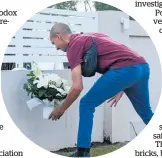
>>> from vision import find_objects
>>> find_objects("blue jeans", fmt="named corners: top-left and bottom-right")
top-left (77, 63), bottom-right (154, 148)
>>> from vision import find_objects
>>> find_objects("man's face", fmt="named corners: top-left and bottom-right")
top-left (50, 34), bottom-right (67, 52)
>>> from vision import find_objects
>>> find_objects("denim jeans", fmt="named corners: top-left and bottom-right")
top-left (77, 63), bottom-right (154, 148)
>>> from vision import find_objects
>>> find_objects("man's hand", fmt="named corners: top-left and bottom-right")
top-left (48, 107), bottom-right (64, 121)
top-left (48, 64), bottom-right (83, 121)
top-left (107, 91), bottom-right (124, 107)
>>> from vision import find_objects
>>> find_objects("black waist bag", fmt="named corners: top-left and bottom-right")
top-left (81, 37), bottom-right (98, 77)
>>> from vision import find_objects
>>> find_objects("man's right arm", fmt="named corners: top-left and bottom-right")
top-left (59, 64), bottom-right (83, 113)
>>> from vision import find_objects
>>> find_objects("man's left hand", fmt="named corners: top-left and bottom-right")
top-left (48, 107), bottom-right (64, 121)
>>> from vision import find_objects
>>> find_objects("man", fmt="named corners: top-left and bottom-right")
top-left (49, 23), bottom-right (154, 157)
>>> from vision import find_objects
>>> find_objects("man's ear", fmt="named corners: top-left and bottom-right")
top-left (56, 34), bottom-right (61, 39)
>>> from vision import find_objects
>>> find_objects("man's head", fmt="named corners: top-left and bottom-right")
top-left (50, 23), bottom-right (72, 52)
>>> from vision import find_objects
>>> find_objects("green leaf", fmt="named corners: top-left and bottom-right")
top-left (48, 95), bottom-right (53, 102)
top-left (27, 78), bottom-right (35, 85)
top-left (47, 88), bottom-right (58, 97)
top-left (27, 71), bottom-right (35, 77)
top-left (38, 89), bottom-right (46, 97)
top-left (52, 1), bottom-right (78, 11)
top-left (44, 93), bottom-right (49, 97)
top-left (35, 67), bottom-right (41, 77)
top-left (23, 83), bottom-right (28, 90)
top-left (94, 2), bottom-right (120, 11)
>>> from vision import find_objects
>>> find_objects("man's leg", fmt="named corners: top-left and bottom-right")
top-left (77, 64), bottom-right (144, 151)
top-left (124, 64), bottom-right (154, 125)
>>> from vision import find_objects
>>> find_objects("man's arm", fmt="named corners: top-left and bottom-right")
top-left (59, 64), bottom-right (83, 113)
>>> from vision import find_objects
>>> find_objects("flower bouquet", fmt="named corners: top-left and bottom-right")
top-left (23, 62), bottom-right (71, 119)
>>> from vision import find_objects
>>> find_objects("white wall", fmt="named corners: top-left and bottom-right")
top-left (98, 11), bottom-right (161, 143)
top-left (1, 70), bottom-right (104, 151)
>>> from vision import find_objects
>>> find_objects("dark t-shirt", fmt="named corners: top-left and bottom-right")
top-left (66, 32), bottom-right (147, 74)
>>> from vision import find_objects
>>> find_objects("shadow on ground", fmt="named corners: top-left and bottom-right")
top-left (51, 141), bottom-right (129, 157)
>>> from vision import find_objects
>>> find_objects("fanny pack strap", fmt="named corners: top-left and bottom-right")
top-left (90, 36), bottom-right (96, 44)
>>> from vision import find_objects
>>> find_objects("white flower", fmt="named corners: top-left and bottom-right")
top-left (41, 74), bottom-right (62, 88)
top-left (48, 74), bottom-right (59, 80)
top-left (49, 84), bottom-right (57, 89)
top-left (48, 74), bottom-right (62, 88)
top-left (33, 79), bottom-right (39, 84)
top-left (43, 75), bottom-right (51, 83)
top-left (36, 76), bottom-right (48, 88)
top-left (57, 88), bottom-right (66, 95)
top-left (56, 93), bottom-right (62, 97)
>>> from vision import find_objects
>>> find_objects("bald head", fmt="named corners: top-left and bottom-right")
top-left (50, 23), bottom-right (72, 37)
